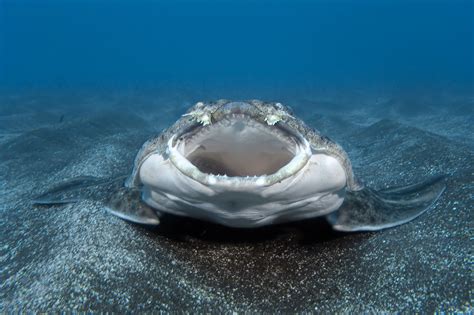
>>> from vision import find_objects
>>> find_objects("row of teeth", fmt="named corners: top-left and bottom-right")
top-left (206, 174), bottom-right (267, 185)
top-left (200, 114), bottom-right (294, 144)
top-left (211, 174), bottom-right (264, 177)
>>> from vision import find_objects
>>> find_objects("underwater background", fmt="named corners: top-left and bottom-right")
top-left (1, 0), bottom-right (473, 312)
top-left (1, 0), bottom-right (472, 94)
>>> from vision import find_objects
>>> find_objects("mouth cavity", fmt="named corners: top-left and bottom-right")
top-left (168, 114), bottom-right (312, 186)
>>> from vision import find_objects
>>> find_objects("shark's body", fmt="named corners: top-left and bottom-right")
top-left (34, 100), bottom-right (446, 231)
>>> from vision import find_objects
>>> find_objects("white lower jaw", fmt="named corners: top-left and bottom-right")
top-left (139, 152), bottom-right (347, 228)
top-left (166, 131), bottom-right (312, 188)
top-left (142, 187), bottom-right (345, 228)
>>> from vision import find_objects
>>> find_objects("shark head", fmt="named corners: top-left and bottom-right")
top-left (139, 101), bottom-right (347, 227)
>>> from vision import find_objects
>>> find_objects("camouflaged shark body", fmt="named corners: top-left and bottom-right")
top-left (34, 100), bottom-right (446, 231)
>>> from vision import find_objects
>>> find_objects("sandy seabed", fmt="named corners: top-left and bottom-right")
top-left (0, 90), bottom-right (472, 312)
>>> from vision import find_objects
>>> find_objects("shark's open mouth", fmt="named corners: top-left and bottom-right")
top-left (167, 114), bottom-right (312, 187)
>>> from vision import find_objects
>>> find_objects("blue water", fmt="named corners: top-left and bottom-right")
top-left (1, 0), bottom-right (472, 93)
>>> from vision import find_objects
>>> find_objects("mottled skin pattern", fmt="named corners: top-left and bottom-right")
top-left (327, 175), bottom-right (446, 231)
top-left (106, 186), bottom-right (160, 224)
top-left (125, 99), bottom-right (363, 191)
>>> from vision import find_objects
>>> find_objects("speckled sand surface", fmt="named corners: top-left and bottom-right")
top-left (0, 92), bottom-right (472, 312)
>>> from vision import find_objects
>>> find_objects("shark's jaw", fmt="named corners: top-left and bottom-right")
top-left (139, 102), bottom-right (347, 228)
top-left (167, 113), bottom-right (312, 188)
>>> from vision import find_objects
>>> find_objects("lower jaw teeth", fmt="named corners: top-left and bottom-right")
top-left (206, 174), bottom-right (268, 186)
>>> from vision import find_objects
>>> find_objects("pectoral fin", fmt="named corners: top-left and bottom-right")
top-left (33, 175), bottom-right (160, 225)
top-left (32, 176), bottom-right (114, 204)
top-left (326, 175), bottom-right (446, 232)
top-left (105, 187), bottom-right (160, 225)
